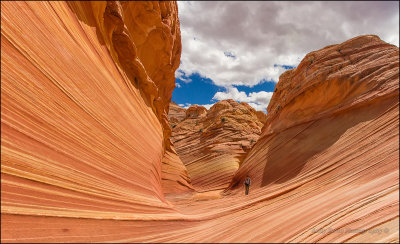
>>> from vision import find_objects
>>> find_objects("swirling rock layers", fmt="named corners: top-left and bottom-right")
top-left (170, 100), bottom-right (267, 191)
top-left (227, 35), bottom-right (399, 242)
top-left (1, 0), bottom-right (398, 242)
top-left (168, 101), bottom-right (186, 125)
top-left (1, 0), bottom-right (186, 226)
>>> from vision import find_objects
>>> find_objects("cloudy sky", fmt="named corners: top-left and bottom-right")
top-left (172, 1), bottom-right (399, 111)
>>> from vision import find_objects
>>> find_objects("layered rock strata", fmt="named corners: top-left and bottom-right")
top-left (161, 143), bottom-right (194, 194)
top-left (4, 35), bottom-right (397, 243)
top-left (168, 101), bottom-right (186, 126)
top-left (170, 100), bottom-right (267, 191)
top-left (227, 35), bottom-right (399, 242)
top-left (1, 0), bottom-right (398, 241)
top-left (1, 0), bottom-right (191, 227)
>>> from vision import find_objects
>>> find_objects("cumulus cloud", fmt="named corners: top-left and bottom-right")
top-left (200, 104), bottom-right (214, 110)
top-left (177, 1), bottom-right (399, 87)
top-left (179, 103), bottom-right (191, 109)
top-left (212, 87), bottom-right (273, 111)
top-left (175, 82), bottom-right (181, 88)
top-left (175, 70), bottom-right (192, 83)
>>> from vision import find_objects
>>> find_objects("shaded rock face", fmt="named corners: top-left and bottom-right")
top-left (226, 35), bottom-right (399, 241)
top-left (170, 100), bottom-right (267, 191)
top-left (1, 1), bottom-right (399, 241)
top-left (1, 0), bottom-right (191, 228)
top-left (161, 143), bottom-right (195, 194)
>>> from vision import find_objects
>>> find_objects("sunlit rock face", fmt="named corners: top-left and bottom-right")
top-left (168, 101), bottom-right (187, 126)
top-left (1, 0), bottom-right (188, 234)
top-left (170, 100), bottom-right (267, 191)
top-left (228, 35), bottom-right (399, 242)
top-left (1, 0), bottom-right (399, 242)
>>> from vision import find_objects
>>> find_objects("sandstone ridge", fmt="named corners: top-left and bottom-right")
top-left (169, 99), bottom-right (267, 191)
top-left (1, 0), bottom-right (192, 225)
top-left (227, 34), bottom-right (399, 242)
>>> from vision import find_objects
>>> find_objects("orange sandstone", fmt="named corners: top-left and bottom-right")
top-left (170, 100), bottom-right (267, 191)
top-left (228, 35), bottom-right (399, 242)
top-left (168, 101), bottom-right (186, 126)
top-left (1, 0), bottom-right (185, 225)
top-left (1, 0), bottom-right (398, 242)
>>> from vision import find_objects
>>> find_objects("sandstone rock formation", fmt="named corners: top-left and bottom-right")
top-left (1, 0), bottom-right (189, 229)
top-left (1, 0), bottom-right (398, 242)
top-left (168, 101), bottom-right (186, 126)
top-left (170, 100), bottom-right (267, 191)
top-left (227, 34), bottom-right (399, 242)
top-left (161, 143), bottom-right (194, 194)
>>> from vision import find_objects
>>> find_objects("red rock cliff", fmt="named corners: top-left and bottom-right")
top-left (1, 0), bottom-right (189, 227)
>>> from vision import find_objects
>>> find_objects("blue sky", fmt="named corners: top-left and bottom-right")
top-left (173, 1), bottom-right (399, 112)
top-left (173, 65), bottom-right (295, 111)
top-left (173, 73), bottom-right (223, 109)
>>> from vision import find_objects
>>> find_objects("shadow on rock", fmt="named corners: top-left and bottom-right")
top-left (260, 95), bottom-right (396, 187)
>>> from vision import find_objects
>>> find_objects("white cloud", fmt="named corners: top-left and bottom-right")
top-left (179, 103), bottom-right (193, 109)
top-left (177, 1), bottom-right (399, 87)
top-left (175, 69), bottom-right (192, 83)
top-left (212, 87), bottom-right (273, 112)
top-left (175, 82), bottom-right (181, 88)
top-left (201, 104), bottom-right (214, 110)
top-left (247, 103), bottom-right (268, 112)
top-left (178, 103), bottom-right (213, 110)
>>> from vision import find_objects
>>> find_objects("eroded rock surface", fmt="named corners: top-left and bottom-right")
top-left (168, 101), bottom-right (187, 126)
top-left (227, 35), bottom-right (399, 242)
top-left (1, 1), bottom-right (398, 242)
top-left (170, 100), bottom-right (267, 191)
top-left (1, 0), bottom-right (190, 230)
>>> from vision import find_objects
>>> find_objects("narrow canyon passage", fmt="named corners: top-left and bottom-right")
top-left (161, 93), bottom-right (399, 242)
top-left (167, 99), bottom-right (267, 192)
top-left (1, 1), bottom-right (398, 243)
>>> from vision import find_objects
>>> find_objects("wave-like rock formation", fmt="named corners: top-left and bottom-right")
top-left (1, 0), bottom-right (398, 241)
top-left (228, 35), bottom-right (399, 242)
top-left (169, 100), bottom-right (267, 191)
top-left (161, 143), bottom-right (194, 194)
top-left (1, 0), bottom-right (190, 231)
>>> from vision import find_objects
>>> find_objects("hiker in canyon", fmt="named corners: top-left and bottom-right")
top-left (244, 175), bottom-right (251, 195)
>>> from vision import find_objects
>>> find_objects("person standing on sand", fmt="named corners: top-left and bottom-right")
top-left (244, 175), bottom-right (251, 195)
